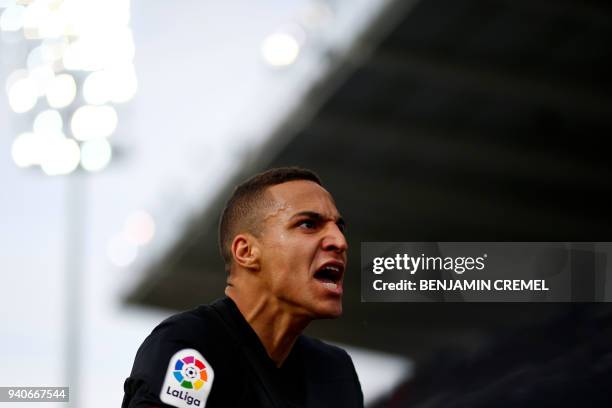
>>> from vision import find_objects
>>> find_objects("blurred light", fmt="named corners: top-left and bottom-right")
top-left (29, 65), bottom-right (55, 96)
top-left (61, 40), bottom-right (85, 70)
top-left (62, 27), bottom-right (135, 71)
top-left (108, 65), bottom-right (137, 103)
top-left (23, 1), bottom-right (71, 39)
top-left (33, 109), bottom-right (63, 135)
top-left (8, 76), bottom-right (38, 113)
top-left (261, 31), bottom-right (301, 67)
top-left (46, 73), bottom-right (76, 108)
top-left (27, 45), bottom-right (45, 69)
top-left (38, 10), bottom-right (64, 39)
top-left (22, 0), bottom-right (47, 38)
top-left (0, 4), bottom-right (24, 32)
top-left (5, 68), bottom-right (28, 93)
top-left (11, 130), bottom-right (64, 168)
top-left (57, 0), bottom-right (85, 37)
top-left (107, 234), bottom-right (138, 268)
top-left (11, 132), bottom-right (37, 168)
top-left (61, 0), bottom-right (131, 38)
top-left (30, 130), bottom-right (66, 166)
top-left (80, 138), bottom-right (112, 172)
top-left (71, 105), bottom-right (118, 140)
top-left (56, 0), bottom-right (81, 31)
top-left (84, 66), bottom-right (138, 104)
top-left (82, 70), bottom-right (110, 105)
top-left (104, 27), bottom-right (135, 63)
top-left (40, 137), bottom-right (80, 176)
top-left (41, 37), bottom-right (68, 63)
top-left (124, 211), bottom-right (155, 246)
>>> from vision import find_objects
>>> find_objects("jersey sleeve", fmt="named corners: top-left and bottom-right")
top-left (122, 316), bottom-right (215, 408)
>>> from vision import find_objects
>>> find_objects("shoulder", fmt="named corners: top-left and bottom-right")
top-left (149, 305), bottom-right (216, 342)
top-left (128, 304), bottom-right (220, 379)
top-left (297, 335), bottom-right (350, 359)
top-left (123, 303), bottom-right (234, 408)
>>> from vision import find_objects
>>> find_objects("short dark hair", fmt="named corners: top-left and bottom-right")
top-left (218, 167), bottom-right (322, 271)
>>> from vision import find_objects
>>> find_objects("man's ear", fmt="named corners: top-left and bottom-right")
top-left (231, 233), bottom-right (261, 271)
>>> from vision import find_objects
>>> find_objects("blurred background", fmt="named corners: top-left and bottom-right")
top-left (1, 0), bottom-right (611, 407)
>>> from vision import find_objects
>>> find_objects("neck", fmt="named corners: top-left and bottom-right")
top-left (225, 283), bottom-right (310, 367)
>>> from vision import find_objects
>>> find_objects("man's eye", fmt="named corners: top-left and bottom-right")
top-left (298, 220), bottom-right (316, 229)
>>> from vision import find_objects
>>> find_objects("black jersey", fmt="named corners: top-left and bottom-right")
top-left (122, 297), bottom-right (364, 408)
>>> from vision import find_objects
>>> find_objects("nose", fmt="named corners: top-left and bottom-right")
top-left (322, 223), bottom-right (348, 253)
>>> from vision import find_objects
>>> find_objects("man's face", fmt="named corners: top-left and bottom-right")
top-left (255, 180), bottom-right (348, 319)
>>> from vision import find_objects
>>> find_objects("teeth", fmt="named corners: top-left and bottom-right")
top-left (322, 282), bottom-right (338, 290)
top-left (325, 266), bottom-right (340, 272)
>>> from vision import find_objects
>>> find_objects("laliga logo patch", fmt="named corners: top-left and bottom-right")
top-left (174, 355), bottom-right (208, 390)
top-left (161, 348), bottom-right (214, 408)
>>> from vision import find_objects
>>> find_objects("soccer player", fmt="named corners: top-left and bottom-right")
top-left (123, 167), bottom-right (363, 408)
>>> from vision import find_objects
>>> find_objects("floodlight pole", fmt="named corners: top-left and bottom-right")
top-left (64, 171), bottom-right (86, 408)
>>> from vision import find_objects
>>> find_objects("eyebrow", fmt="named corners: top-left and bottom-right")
top-left (291, 211), bottom-right (346, 229)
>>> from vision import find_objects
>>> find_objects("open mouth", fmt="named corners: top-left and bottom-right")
top-left (314, 263), bottom-right (344, 293)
